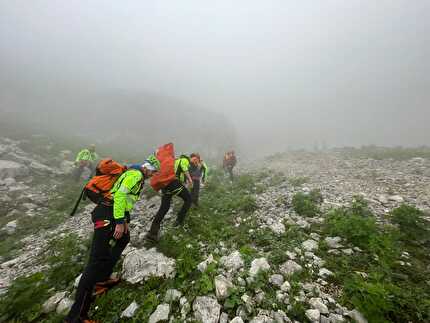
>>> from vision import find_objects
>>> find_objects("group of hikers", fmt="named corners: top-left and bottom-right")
top-left (65, 143), bottom-right (237, 323)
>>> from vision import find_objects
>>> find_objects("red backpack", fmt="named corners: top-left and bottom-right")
top-left (150, 143), bottom-right (176, 191)
top-left (84, 159), bottom-right (127, 204)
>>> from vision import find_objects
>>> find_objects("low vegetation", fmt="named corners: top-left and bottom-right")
top-left (318, 198), bottom-right (430, 323)
top-left (1, 166), bottom-right (429, 323)
top-left (291, 189), bottom-right (323, 217)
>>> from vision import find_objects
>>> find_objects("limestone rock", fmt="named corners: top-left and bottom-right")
top-left (319, 268), bottom-right (334, 278)
top-left (122, 248), bottom-right (175, 284)
top-left (220, 251), bottom-right (244, 271)
top-left (164, 289), bottom-right (182, 302)
top-left (346, 309), bottom-right (367, 323)
top-left (193, 296), bottom-right (221, 323)
top-left (121, 301), bottom-right (140, 318)
top-left (148, 303), bottom-right (170, 323)
top-left (42, 291), bottom-right (67, 313)
top-left (270, 222), bottom-right (286, 235)
top-left (56, 297), bottom-right (73, 314)
top-left (309, 297), bottom-right (329, 314)
top-left (250, 258), bottom-right (270, 277)
top-left (4, 220), bottom-right (17, 235)
top-left (269, 274), bottom-right (284, 287)
top-left (305, 309), bottom-right (320, 322)
top-left (324, 237), bottom-right (342, 249)
top-left (215, 275), bottom-right (234, 300)
top-left (302, 239), bottom-right (319, 252)
top-left (249, 315), bottom-right (274, 323)
top-left (279, 260), bottom-right (302, 276)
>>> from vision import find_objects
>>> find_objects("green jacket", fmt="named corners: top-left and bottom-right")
top-left (175, 156), bottom-right (190, 183)
top-left (75, 149), bottom-right (98, 162)
top-left (110, 169), bottom-right (144, 223)
top-left (201, 162), bottom-right (208, 182)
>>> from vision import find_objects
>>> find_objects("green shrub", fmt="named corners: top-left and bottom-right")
top-left (343, 275), bottom-right (398, 323)
top-left (292, 192), bottom-right (320, 217)
top-left (390, 205), bottom-right (429, 242)
top-left (45, 233), bottom-right (89, 289)
top-left (350, 195), bottom-right (373, 217)
top-left (0, 273), bottom-right (50, 322)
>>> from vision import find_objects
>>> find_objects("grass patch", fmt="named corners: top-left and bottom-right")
top-left (291, 189), bottom-right (322, 217)
top-left (320, 198), bottom-right (430, 322)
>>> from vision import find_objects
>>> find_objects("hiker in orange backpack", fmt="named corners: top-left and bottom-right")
top-left (145, 143), bottom-right (192, 243)
top-left (65, 160), bottom-right (157, 323)
top-left (223, 150), bottom-right (237, 181)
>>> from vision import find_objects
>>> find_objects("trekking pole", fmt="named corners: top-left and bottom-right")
top-left (70, 188), bottom-right (85, 217)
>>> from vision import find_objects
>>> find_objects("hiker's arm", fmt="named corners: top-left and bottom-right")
top-left (202, 163), bottom-right (208, 183)
top-left (181, 159), bottom-right (193, 184)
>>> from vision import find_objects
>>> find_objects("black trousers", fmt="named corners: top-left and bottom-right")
top-left (149, 180), bottom-right (191, 236)
top-left (225, 166), bottom-right (234, 181)
top-left (65, 204), bottom-right (130, 322)
top-left (190, 179), bottom-right (201, 206)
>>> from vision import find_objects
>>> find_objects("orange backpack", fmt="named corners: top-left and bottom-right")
top-left (150, 143), bottom-right (176, 191)
top-left (84, 159), bottom-right (127, 204)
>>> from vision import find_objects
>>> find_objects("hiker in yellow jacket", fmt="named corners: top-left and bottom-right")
top-left (73, 144), bottom-right (98, 181)
top-left (65, 162), bottom-right (157, 323)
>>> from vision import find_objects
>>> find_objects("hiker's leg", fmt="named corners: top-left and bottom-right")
top-left (229, 167), bottom-right (234, 181)
top-left (191, 180), bottom-right (200, 206)
top-left (105, 230), bottom-right (130, 278)
top-left (148, 193), bottom-right (172, 236)
top-left (176, 185), bottom-right (192, 224)
top-left (65, 223), bottom-right (112, 322)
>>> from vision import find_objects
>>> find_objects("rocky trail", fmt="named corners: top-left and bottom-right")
top-left (1, 137), bottom-right (429, 323)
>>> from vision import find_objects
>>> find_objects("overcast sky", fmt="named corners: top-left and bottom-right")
top-left (1, 0), bottom-right (429, 154)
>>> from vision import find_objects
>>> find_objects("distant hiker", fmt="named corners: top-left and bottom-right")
top-left (189, 153), bottom-right (208, 206)
top-left (65, 161), bottom-right (157, 323)
top-left (73, 144), bottom-right (98, 181)
top-left (223, 150), bottom-right (237, 181)
top-left (145, 144), bottom-right (192, 242)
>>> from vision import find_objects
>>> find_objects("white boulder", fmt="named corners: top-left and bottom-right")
top-left (121, 301), bottom-right (140, 318)
top-left (122, 248), bottom-right (176, 284)
top-left (193, 296), bottom-right (221, 323)
top-left (148, 303), bottom-right (170, 323)
top-left (250, 258), bottom-right (270, 277)
top-left (220, 251), bottom-right (244, 271)
top-left (279, 260), bottom-right (302, 276)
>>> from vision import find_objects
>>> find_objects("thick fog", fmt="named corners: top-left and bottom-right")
top-left (1, 1), bottom-right (429, 156)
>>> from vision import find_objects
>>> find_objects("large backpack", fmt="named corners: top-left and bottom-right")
top-left (150, 143), bottom-right (176, 191)
top-left (84, 159), bottom-right (127, 204)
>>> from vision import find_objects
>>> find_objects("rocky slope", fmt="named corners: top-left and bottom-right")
top-left (1, 138), bottom-right (429, 323)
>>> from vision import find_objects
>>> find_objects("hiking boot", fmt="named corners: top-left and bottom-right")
top-left (93, 285), bottom-right (108, 297)
top-left (144, 233), bottom-right (159, 243)
top-left (95, 277), bottom-right (120, 288)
